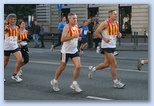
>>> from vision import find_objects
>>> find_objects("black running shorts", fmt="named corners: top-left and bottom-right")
top-left (4, 48), bottom-right (20, 56)
top-left (61, 52), bottom-right (79, 63)
top-left (100, 48), bottom-right (115, 54)
top-left (81, 38), bottom-right (87, 44)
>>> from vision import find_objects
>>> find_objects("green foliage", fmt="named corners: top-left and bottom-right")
top-left (4, 4), bottom-right (35, 21)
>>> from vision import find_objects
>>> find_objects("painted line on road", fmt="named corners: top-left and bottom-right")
top-left (86, 96), bottom-right (113, 100)
top-left (10, 59), bottom-right (148, 73)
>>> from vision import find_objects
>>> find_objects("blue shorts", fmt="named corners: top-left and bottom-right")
top-left (81, 38), bottom-right (87, 44)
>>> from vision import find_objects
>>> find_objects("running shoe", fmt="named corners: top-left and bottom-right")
top-left (96, 46), bottom-right (100, 53)
top-left (50, 45), bottom-right (54, 51)
top-left (113, 80), bottom-right (125, 89)
top-left (11, 74), bottom-right (22, 82)
top-left (50, 80), bottom-right (60, 91)
top-left (70, 83), bottom-right (82, 92)
top-left (137, 60), bottom-right (143, 71)
top-left (4, 79), bottom-right (6, 82)
top-left (88, 66), bottom-right (94, 79)
top-left (113, 51), bottom-right (119, 56)
top-left (80, 50), bottom-right (84, 54)
top-left (17, 68), bottom-right (22, 76)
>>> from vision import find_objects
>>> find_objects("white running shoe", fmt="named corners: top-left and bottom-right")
top-left (17, 68), bottom-right (22, 76)
top-left (113, 51), bottom-right (119, 56)
top-left (50, 80), bottom-right (60, 91)
top-left (80, 50), bottom-right (84, 54)
top-left (113, 80), bottom-right (125, 89)
top-left (11, 74), bottom-right (22, 82)
top-left (70, 83), bottom-right (82, 93)
top-left (96, 46), bottom-right (100, 53)
top-left (50, 45), bottom-right (54, 51)
top-left (88, 66), bottom-right (94, 79)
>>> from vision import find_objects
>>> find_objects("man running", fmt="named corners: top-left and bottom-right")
top-left (50, 13), bottom-right (82, 92)
top-left (79, 20), bottom-right (89, 54)
top-left (51, 16), bottom-right (67, 51)
top-left (88, 10), bottom-right (125, 89)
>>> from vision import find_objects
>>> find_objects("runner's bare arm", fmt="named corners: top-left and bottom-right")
top-left (117, 31), bottom-right (122, 38)
top-left (94, 21), bottom-right (110, 43)
top-left (61, 25), bottom-right (79, 42)
top-left (4, 25), bottom-right (8, 33)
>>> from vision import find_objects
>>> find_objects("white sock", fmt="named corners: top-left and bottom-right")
top-left (92, 67), bottom-right (96, 72)
top-left (53, 79), bottom-right (58, 83)
top-left (141, 60), bottom-right (144, 64)
top-left (73, 81), bottom-right (77, 85)
top-left (113, 79), bottom-right (118, 83)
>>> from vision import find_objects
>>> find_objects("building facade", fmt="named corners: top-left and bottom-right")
top-left (36, 4), bottom-right (148, 36)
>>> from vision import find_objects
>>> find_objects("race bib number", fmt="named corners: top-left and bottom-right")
top-left (109, 35), bottom-right (117, 45)
top-left (84, 30), bottom-right (88, 35)
top-left (8, 36), bottom-right (17, 44)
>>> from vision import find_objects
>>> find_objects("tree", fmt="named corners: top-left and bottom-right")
top-left (4, 4), bottom-right (36, 21)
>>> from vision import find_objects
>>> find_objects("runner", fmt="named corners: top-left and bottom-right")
top-left (17, 20), bottom-right (29, 76)
top-left (50, 16), bottom-right (67, 51)
top-left (79, 20), bottom-right (89, 54)
top-left (50, 13), bottom-right (82, 92)
top-left (88, 10), bottom-right (125, 89)
top-left (4, 13), bottom-right (23, 82)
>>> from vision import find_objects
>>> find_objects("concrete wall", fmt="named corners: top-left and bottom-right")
top-left (36, 4), bottom-right (51, 32)
top-left (131, 4), bottom-right (148, 36)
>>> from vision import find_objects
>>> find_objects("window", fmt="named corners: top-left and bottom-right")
top-left (119, 6), bottom-right (132, 34)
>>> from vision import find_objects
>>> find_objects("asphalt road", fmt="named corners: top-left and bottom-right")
top-left (4, 47), bottom-right (148, 100)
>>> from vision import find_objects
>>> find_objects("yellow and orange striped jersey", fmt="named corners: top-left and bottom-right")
top-left (67, 24), bottom-right (79, 37)
top-left (6, 25), bottom-right (19, 37)
top-left (18, 30), bottom-right (28, 40)
top-left (106, 19), bottom-right (118, 35)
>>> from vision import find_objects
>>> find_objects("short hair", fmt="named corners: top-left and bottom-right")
top-left (6, 13), bottom-right (17, 21)
top-left (108, 9), bottom-right (116, 18)
top-left (68, 13), bottom-right (76, 18)
top-left (108, 9), bottom-right (116, 14)
top-left (83, 20), bottom-right (88, 23)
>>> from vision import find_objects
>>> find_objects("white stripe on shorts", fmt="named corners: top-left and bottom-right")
top-left (61, 53), bottom-right (66, 62)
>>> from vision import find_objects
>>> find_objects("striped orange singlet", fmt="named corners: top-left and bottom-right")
top-left (106, 19), bottom-right (118, 36)
top-left (6, 25), bottom-right (19, 37)
top-left (18, 30), bottom-right (28, 40)
top-left (67, 24), bottom-right (79, 37)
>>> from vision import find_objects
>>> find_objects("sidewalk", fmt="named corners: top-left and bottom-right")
top-left (27, 37), bottom-right (148, 51)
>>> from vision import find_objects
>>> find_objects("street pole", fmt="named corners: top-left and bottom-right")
top-left (144, 30), bottom-right (146, 43)
top-left (134, 31), bottom-right (138, 49)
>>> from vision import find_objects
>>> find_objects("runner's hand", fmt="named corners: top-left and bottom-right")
top-left (103, 37), bottom-right (110, 43)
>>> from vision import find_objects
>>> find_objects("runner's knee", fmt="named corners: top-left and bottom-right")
top-left (75, 64), bottom-right (81, 70)
top-left (111, 62), bottom-right (117, 68)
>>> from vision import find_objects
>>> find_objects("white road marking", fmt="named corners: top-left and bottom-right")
top-left (10, 60), bottom-right (148, 73)
top-left (86, 96), bottom-right (113, 100)
top-left (29, 60), bottom-right (148, 73)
